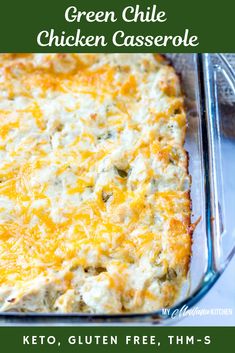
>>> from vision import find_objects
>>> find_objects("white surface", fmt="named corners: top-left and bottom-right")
top-left (176, 137), bottom-right (235, 326)
top-left (176, 251), bottom-right (235, 326)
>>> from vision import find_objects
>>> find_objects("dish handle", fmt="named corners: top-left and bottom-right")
top-left (203, 53), bottom-right (235, 273)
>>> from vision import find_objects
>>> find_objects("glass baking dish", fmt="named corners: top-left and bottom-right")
top-left (0, 54), bottom-right (234, 325)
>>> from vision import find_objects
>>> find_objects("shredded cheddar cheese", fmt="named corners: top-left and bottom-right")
top-left (0, 54), bottom-right (191, 313)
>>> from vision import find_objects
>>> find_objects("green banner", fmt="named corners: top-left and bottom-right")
top-left (0, 0), bottom-right (234, 52)
top-left (0, 326), bottom-right (234, 353)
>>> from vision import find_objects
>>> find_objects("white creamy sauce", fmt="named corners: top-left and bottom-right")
top-left (0, 54), bottom-right (191, 313)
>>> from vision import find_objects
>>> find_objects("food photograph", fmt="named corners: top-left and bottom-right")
top-left (0, 53), bottom-right (234, 325)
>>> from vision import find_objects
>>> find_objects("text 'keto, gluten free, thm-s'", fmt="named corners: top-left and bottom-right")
top-left (37, 4), bottom-right (199, 48)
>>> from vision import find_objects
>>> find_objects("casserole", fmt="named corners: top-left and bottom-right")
top-left (0, 54), bottom-right (191, 314)
top-left (0, 53), bottom-right (234, 324)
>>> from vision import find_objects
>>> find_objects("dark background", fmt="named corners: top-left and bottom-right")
top-left (0, 0), bottom-right (234, 52)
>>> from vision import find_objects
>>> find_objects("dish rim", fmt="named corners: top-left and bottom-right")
top-left (0, 53), bottom-right (232, 324)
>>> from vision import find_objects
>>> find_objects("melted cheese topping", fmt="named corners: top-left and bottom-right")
top-left (0, 54), bottom-right (191, 313)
